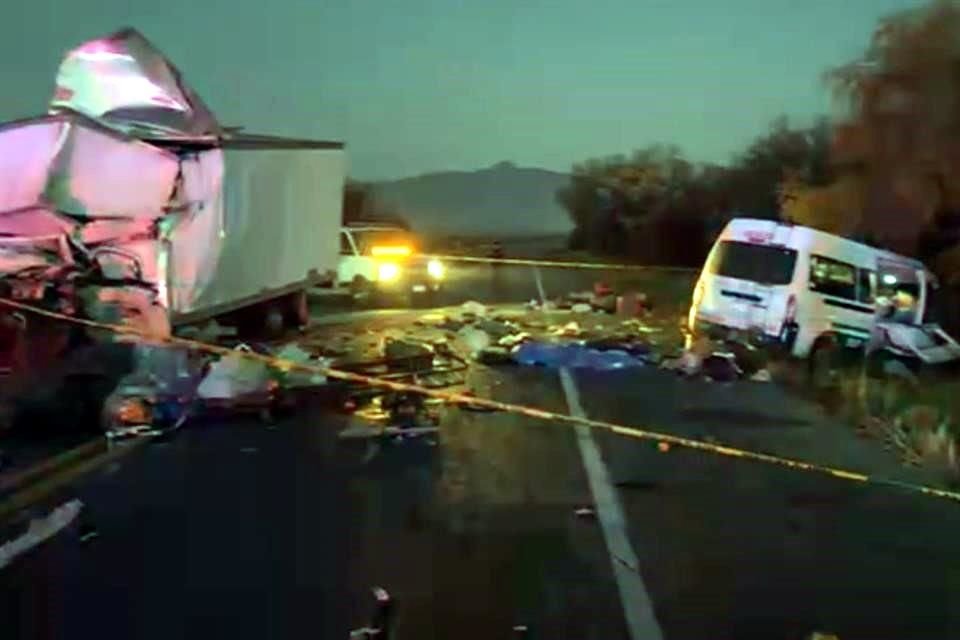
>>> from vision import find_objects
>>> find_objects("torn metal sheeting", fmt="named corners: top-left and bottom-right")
top-left (50, 28), bottom-right (221, 140)
top-left (0, 113), bottom-right (181, 220)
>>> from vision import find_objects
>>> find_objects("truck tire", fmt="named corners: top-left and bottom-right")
top-left (263, 304), bottom-right (286, 338)
top-left (350, 275), bottom-right (370, 298)
top-left (285, 290), bottom-right (309, 329)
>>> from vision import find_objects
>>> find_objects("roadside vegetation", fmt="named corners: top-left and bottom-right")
top-left (556, 1), bottom-right (960, 281)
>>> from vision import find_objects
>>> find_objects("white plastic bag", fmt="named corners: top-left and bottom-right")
top-left (196, 345), bottom-right (271, 399)
top-left (274, 343), bottom-right (328, 388)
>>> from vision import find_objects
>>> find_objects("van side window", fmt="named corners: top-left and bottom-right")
top-left (809, 255), bottom-right (857, 300)
top-left (340, 231), bottom-right (355, 256)
top-left (858, 269), bottom-right (875, 304)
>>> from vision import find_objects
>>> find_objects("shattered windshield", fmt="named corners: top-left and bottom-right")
top-left (8, 5), bottom-right (960, 640)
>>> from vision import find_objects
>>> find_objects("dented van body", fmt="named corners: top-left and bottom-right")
top-left (688, 218), bottom-right (934, 360)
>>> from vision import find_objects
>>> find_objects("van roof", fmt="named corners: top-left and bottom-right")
top-left (721, 217), bottom-right (925, 271)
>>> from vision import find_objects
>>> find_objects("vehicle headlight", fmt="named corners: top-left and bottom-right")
top-left (378, 262), bottom-right (400, 282)
top-left (427, 259), bottom-right (445, 279)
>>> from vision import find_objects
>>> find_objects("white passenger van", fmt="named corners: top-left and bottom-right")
top-left (688, 218), bottom-right (936, 362)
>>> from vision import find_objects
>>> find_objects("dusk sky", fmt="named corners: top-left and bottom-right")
top-left (4, 0), bottom-right (926, 180)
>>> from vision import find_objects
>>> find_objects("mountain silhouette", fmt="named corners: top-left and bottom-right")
top-left (371, 162), bottom-right (573, 237)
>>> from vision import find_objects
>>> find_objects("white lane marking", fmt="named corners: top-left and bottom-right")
top-left (560, 368), bottom-right (663, 640)
top-left (0, 499), bottom-right (84, 569)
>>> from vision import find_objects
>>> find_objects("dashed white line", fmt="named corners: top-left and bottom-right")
top-left (560, 368), bottom-right (663, 640)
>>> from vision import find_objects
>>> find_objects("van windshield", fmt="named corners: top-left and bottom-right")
top-left (706, 240), bottom-right (797, 285)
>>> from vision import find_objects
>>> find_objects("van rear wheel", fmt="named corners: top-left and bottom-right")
top-left (809, 338), bottom-right (841, 391)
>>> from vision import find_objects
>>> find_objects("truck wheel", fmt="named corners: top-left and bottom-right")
top-left (285, 290), bottom-right (309, 329)
top-left (350, 276), bottom-right (371, 299)
top-left (263, 305), bottom-right (285, 338)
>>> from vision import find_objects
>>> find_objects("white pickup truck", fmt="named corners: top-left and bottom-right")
top-left (337, 224), bottom-right (445, 299)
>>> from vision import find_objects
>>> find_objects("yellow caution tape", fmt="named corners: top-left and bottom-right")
top-left (1, 296), bottom-right (959, 505)
top-left (422, 253), bottom-right (698, 272)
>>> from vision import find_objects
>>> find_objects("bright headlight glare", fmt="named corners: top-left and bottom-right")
top-left (427, 259), bottom-right (445, 279)
top-left (378, 262), bottom-right (400, 282)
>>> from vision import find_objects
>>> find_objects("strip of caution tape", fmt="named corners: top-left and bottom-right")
top-left (422, 253), bottom-right (698, 272)
top-left (2, 296), bottom-right (959, 505)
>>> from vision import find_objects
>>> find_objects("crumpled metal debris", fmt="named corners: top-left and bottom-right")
top-left (101, 342), bottom-right (204, 437)
top-left (51, 28), bottom-right (222, 139)
top-left (382, 338), bottom-right (435, 371)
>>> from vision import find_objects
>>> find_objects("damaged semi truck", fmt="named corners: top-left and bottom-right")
top-left (0, 28), bottom-right (345, 338)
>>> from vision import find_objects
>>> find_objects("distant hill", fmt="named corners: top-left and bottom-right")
top-left (370, 161), bottom-right (573, 237)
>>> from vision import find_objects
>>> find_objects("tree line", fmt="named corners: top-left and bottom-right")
top-left (557, 0), bottom-right (960, 277)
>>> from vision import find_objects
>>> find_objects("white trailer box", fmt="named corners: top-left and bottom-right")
top-left (168, 136), bottom-right (345, 325)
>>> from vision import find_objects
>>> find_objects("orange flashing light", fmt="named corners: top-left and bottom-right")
top-left (370, 245), bottom-right (412, 258)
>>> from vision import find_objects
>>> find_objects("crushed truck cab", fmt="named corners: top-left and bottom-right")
top-left (0, 28), bottom-right (345, 338)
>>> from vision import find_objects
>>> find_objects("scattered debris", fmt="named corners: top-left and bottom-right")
top-left (701, 353), bottom-right (742, 383)
top-left (101, 343), bottom-right (203, 437)
top-left (382, 338), bottom-right (434, 371)
top-left (349, 586), bottom-right (395, 640)
top-left (273, 343), bottom-right (329, 388)
top-left (196, 344), bottom-right (273, 400)
top-left (78, 518), bottom-right (99, 544)
top-left (461, 300), bottom-right (488, 317)
top-left (435, 316), bottom-right (465, 332)
top-left (551, 321), bottom-right (582, 337)
top-left (616, 292), bottom-right (650, 317)
top-left (475, 318), bottom-right (514, 338)
top-left (574, 506), bottom-right (596, 518)
top-left (514, 342), bottom-right (646, 370)
top-left (476, 346), bottom-right (516, 365)
top-left (497, 332), bottom-right (530, 348)
top-left (458, 326), bottom-right (492, 355)
top-left (382, 392), bottom-right (433, 429)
